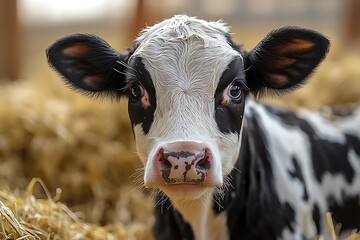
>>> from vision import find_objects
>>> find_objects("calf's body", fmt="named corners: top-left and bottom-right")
top-left (47, 15), bottom-right (360, 239)
top-left (154, 101), bottom-right (360, 239)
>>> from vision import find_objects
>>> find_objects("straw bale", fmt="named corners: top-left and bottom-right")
top-left (0, 179), bottom-right (357, 240)
top-left (0, 178), bottom-right (152, 240)
top-left (0, 74), bottom-right (145, 225)
top-left (0, 72), bottom-right (155, 237)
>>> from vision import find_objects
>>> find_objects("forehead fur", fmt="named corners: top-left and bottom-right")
top-left (130, 15), bottom-right (240, 96)
top-left (136, 15), bottom-right (231, 46)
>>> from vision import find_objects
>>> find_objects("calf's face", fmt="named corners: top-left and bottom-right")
top-left (47, 15), bottom-right (329, 201)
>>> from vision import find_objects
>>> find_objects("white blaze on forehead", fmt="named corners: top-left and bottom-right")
top-left (136, 15), bottom-right (231, 49)
top-left (133, 15), bottom-right (240, 138)
top-left (133, 15), bottom-right (239, 98)
top-left (132, 15), bottom-right (240, 128)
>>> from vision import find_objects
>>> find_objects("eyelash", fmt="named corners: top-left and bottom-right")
top-left (124, 78), bottom-right (138, 91)
top-left (232, 78), bottom-right (250, 92)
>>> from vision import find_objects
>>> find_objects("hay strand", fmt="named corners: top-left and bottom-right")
top-left (326, 212), bottom-right (360, 240)
top-left (0, 179), bottom-right (152, 240)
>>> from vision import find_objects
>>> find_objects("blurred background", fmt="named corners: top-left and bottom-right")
top-left (0, 0), bottom-right (359, 238)
top-left (1, 0), bottom-right (359, 81)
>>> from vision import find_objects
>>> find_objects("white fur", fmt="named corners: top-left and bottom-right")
top-left (132, 15), bottom-right (242, 190)
top-left (246, 101), bottom-right (316, 238)
top-left (131, 15), bottom-right (242, 240)
top-left (246, 100), bottom-right (360, 239)
top-left (128, 15), bottom-right (360, 239)
top-left (172, 198), bottom-right (229, 240)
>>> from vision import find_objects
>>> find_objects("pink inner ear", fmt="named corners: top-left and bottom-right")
top-left (62, 43), bottom-right (90, 56)
top-left (276, 39), bottom-right (315, 54)
top-left (267, 73), bottom-right (288, 88)
top-left (277, 57), bottom-right (296, 68)
top-left (83, 75), bottom-right (103, 88)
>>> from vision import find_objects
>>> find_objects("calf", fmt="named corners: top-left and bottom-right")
top-left (47, 15), bottom-right (360, 239)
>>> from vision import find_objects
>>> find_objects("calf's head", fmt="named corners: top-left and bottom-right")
top-left (47, 15), bottom-right (329, 201)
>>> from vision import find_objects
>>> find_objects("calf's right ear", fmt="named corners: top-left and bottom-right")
top-left (245, 27), bottom-right (330, 96)
top-left (46, 33), bottom-right (128, 97)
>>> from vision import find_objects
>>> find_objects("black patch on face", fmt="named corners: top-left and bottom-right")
top-left (214, 57), bottom-right (247, 134)
top-left (327, 194), bottom-right (360, 231)
top-left (264, 105), bottom-right (357, 184)
top-left (127, 57), bottom-right (156, 134)
top-left (153, 195), bottom-right (194, 240)
top-left (312, 204), bottom-right (321, 234)
top-left (288, 156), bottom-right (309, 201)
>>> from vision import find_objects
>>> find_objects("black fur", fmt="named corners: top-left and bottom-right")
top-left (153, 196), bottom-right (194, 240)
top-left (46, 21), bottom-right (335, 240)
top-left (127, 57), bottom-right (156, 134)
top-left (46, 33), bottom-right (128, 98)
top-left (263, 104), bottom-right (360, 235)
top-left (245, 27), bottom-right (330, 96)
top-left (265, 105), bottom-right (358, 184)
top-left (214, 57), bottom-right (247, 134)
top-left (288, 157), bottom-right (309, 201)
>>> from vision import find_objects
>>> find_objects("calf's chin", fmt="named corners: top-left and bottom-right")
top-left (160, 185), bottom-right (214, 201)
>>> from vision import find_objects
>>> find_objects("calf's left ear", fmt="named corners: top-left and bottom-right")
top-left (246, 27), bottom-right (330, 95)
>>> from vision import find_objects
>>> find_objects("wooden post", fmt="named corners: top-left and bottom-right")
top-left (343, 0), bottom-right (360, 47)
top-left (131, 0), bottom-right (146, 39)
top-left (0, 0), bottom-right (20, 81)
top-left (127, 0), bottom-right (163, 45)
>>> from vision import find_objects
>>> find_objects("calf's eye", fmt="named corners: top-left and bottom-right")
top-left (130, 84), bottom-right (144, 101)
top-left (228, 82), bottom-right (242, 101)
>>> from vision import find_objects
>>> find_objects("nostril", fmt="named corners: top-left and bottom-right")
top-left (159, 157), bottom-right (172, 170)
top-left (157, 149), bottom-right (171, 170)
top-left (195, 148), bottom-right (212, 173)
top-left (196, 156), bottom-right (211, 172)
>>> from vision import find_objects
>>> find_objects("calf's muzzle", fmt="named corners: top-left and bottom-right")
top-left (154, 142), bottom-right (214, 185)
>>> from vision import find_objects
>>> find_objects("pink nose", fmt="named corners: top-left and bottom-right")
top-left (155, 142), bottom-right (212, 184)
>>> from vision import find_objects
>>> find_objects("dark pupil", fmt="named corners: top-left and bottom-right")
top-left (131, 85), bottom-right (142, 99)
top-left (230, 84), bottom-right (241, 98)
